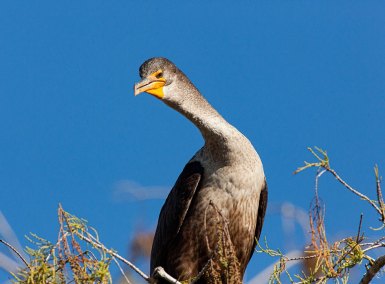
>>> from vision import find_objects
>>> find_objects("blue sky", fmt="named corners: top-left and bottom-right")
top-left (1, 1), bottom-right (385, 282)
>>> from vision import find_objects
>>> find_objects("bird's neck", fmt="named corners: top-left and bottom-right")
top-left (164, 85), bottom-right (239, 148)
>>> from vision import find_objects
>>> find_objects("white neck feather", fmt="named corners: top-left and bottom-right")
top-left (163, 81), bottom-right (250, 160)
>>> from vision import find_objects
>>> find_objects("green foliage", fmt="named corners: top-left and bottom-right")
top-left (10, 206), bottom-right (113, 284)
top-left (258, 147), bottom-right (385, 284)
top-left (294, 147), bottom-right (329, 174)
top-left (2, 147), bottom-right (384, 283)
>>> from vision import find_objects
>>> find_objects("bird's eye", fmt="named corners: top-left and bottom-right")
top-left (155, 72), bottom-right (163, 79)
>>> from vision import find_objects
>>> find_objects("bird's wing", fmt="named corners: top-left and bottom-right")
top-left (248, 179), bottom-right (268, 263)
top-left (255, 179), bottom-right (268, 240)
top-left (255, 180), bottom-right (268, 240)
top-left (150, 161), bottom-right (203, 270)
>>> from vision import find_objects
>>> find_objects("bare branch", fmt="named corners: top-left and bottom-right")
top-left (75, 232), bottom-right (150, 282)
top-left (0, 211), bottom-right (27, 261)
top-left (112, 257), bottom-right (132, 284)
top-left (327, 167), bottom-right (383, 217)
top-left (356, 214), bottom-right (363, 243)
top-left (296, 147), bottom-right (384, 218)
top-left (359, 255), bottom-right (385, 284)
top-left (153, 267), bottom-right (182, 284)
top-left (375, 165), bottom-right (385, 222)
top-left (0, 251), bottom-right (22, 273)
top-left (0, 239), bottom-right (30, 269)
top-left (294, 147), bottom-right (329, 174)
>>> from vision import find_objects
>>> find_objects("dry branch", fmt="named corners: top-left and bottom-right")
top-left (359, 255), bottom-right (385, 284)
top-left (0, 239), bottom-right (30, 269)
top-left (259, 147), bottom-right (385, 283)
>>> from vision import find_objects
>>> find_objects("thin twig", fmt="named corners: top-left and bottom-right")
top-left (203, 203), bottom-right (212, 254)
top-left (356, 214), bottom-right (364, 243)
top-left (361, 237), bottom-right (385, 253)
top-left (362, 243), bottom-right (385, 252)
top-left (192, 201), bottom-right (224, 284)
top-left (375, 165), bottom-right (385, 221)
top-left (153, 267), bottom-right (182, 284)
top-left (315, 169), bottom-right (326, 201)
top-left (46, 231), bottom-right (69, 263)
top-left (295, 148), bottom-right (383, 218)
top-left (76, 233), bottom-right (150, 282)
top-left (327, 168), bottom-right (383, 216)
top-left (112, 256), bottom-right (131, 284)
top-left (286, 253), bottom-right (319, 261)
top-left (333, 240), bottom-right (360, 271)
top-left (359, 255), bottom-right (385, 284)
top-left (0, 239), bottom-right (30, 269)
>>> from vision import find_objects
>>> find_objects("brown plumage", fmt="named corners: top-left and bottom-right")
top-left (134, 58), bottom-right (268, 283)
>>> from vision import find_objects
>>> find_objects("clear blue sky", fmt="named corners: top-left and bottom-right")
top-left (1, 1), bottom-right (385, 282)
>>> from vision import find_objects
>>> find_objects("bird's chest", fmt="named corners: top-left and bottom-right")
top-left (177, 164), bottom-right (260, 272)
top-left (193, 164), bottom-right (260, 233)
top-left (203, 166), bottom-right (256, 198)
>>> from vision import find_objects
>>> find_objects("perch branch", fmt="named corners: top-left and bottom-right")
top-left (153, 267), bottom-right (182, 284)
top-left (359, 255), bottom-right (385, 284)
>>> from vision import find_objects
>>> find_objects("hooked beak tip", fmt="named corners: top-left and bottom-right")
top-left (134, 84), bottom-right (141, 96)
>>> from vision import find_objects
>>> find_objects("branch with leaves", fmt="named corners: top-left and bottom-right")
top-left (1, 203), bottom-right (237, 284)
top-left (295, 147), bottom-right (385, 224)
top-left (0, 205), bottom-right (182, 284)
top-left (259, 147), bottom-right (385, 283)
top-left (2, 147), bottom-right (384, 283)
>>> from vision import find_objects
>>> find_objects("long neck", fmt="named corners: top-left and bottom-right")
top-left (164, 82), bottom-right (239, 146)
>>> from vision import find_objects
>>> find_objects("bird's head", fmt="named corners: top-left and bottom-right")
top-left (134, 57), bottom-right (186, 101)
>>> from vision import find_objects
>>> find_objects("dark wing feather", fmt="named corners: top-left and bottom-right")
top-left (247, 179), bottom-right (268, 263)
top-left (255, 179), bottom-right (268, 240)
top-left (150, 161), bottom-right (204, 272)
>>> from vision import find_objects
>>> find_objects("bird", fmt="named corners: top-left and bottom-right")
top-left (134, 57), bottom-right (268, 283)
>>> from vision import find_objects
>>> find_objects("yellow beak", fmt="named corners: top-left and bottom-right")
top-left (134, 70), bottom-right (166, 99)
